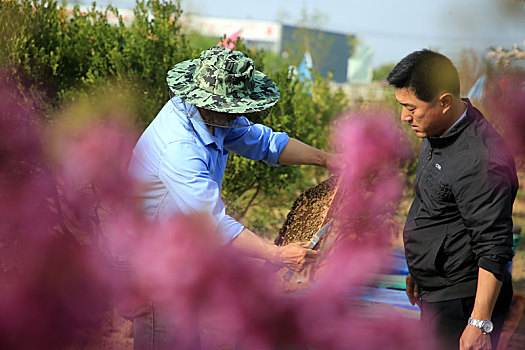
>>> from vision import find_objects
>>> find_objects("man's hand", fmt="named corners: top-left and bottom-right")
top-left (326, 153), bottom-right (345, 174)
top-left (460, 324), bottom-right (491, 350)
top-left (230, 229), bottom-right (318, 272)
top-left (277, 138), bottom-right (344, 174)
top-left (276, 242), bottom-right (319, 272)
top-left (406, 273), bottom-right (421, 307)
top-left (458, 268), bottom-right (501, 349)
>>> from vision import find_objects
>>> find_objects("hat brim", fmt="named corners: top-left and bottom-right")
top-left (166, 59), bottom-right (280, 113)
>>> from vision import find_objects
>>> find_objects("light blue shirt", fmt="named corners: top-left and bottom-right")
top-left (128, 96), bottom-right (290, 243)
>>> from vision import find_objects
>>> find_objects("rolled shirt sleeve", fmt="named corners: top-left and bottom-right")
top-left (159, 140), bottom-right (244, 244)
top-left (452, 155), bottom-right (517, 280)
top-left (223, 117), bottom-right (289, 166)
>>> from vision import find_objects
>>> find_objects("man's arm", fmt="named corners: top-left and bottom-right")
top-left (278, 138), bottom-right (338, 171)
top-left (230, 227), bottom-right (318, 271)
top-left (451, 155), bottom-right (516, 349)
top-left (459, 268), bottom-right (502, 350)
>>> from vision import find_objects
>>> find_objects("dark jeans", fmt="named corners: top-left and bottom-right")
top-left (420, 280), bottom-right (513, 350)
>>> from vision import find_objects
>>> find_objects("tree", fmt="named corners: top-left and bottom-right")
top-left (0, 0), bottom-right (349, 238)
top-left (281, 6), bottom-right (335, 73)
top-left (373, 62), bottom-right (396, 81)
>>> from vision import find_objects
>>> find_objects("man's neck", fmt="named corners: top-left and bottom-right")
top-left (442, 99), bottom-right (468, 136)
top-left (452, 99), bottom-right (468, 120)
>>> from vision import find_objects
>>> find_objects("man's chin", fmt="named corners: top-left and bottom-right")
top-left (414, 130), bottom-right (427, 138)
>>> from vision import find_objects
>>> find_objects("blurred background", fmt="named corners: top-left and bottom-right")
top-left (71, 0), bottom-right (525, 79)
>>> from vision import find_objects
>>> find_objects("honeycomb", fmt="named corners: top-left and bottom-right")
top-left (274, 176), bottom-right (341, 291)
top-left (274, 176), bottom-right (338, 246)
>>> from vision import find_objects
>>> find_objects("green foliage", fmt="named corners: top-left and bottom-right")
top-left (221, 42), bottom-right (348, 236)
top-left (185, 31), bottom-right (222, 52)
top-left (1, 0), bottom-right (195, 123)
top-left (1, 0), bottom-right (348, 238)
top-left (262, 51), bottom-right (291, 75)
top-left (373, 62), bottom-right (396, 81)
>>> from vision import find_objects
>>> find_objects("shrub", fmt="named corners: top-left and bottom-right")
top-left (1, 0), bottom-right (349, 237)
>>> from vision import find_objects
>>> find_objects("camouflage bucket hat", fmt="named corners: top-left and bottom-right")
top-left (166, 46), bottom-right (280, 113)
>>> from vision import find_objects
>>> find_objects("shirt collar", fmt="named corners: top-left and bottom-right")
top-left (174, 97), bottom-right (222, 148)
top-left (188, 108), bottom-right (215, 146)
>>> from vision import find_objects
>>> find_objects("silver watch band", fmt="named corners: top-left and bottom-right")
top-left (468, 317), bottom-right (493, 334)
top-left (468, 318), bottom-right (484, 328)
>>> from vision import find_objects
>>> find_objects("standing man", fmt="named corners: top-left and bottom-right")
top-left (127, 46), bottom-right (336, 349)
top-left (387, 49), bottom-right (518, 350)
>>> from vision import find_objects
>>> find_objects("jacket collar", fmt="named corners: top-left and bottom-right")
top-left (428, 98), bottom-right (479, 143)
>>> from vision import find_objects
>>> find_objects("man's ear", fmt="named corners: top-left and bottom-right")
top-left (439, 93), bottom-right (453, 114)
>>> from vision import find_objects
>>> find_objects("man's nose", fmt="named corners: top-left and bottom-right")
top-left (400, 109), bottom-right (412, 122)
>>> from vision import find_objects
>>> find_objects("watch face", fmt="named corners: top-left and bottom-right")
top-left (482, 321), bottom-right (494, 333)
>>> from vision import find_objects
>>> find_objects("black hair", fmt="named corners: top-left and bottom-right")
top-left (387, 49), bottom-right (460, 102)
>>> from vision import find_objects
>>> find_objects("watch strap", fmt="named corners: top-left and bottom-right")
top-left (468, 317), bottom-right (493, 334)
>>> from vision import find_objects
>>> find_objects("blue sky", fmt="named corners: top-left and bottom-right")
top-left (85, 0), bottom-right (525, 68)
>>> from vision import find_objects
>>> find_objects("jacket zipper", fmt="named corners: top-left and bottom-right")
top-left (415, 144), bottom-right (433, 194)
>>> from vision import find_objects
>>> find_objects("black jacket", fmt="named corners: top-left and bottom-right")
top-left (403, 99), bottom-right (519, 302)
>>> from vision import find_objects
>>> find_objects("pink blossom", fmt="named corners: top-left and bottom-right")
top-left (218, 30), bottom-right (242, 50)
top-left (0, 78), bottom-right (120, 349)
top-left (484, 71), bottom-right (525, 160)
top-left (0, 73), bottom-right (428, 349)
top-left (105, 110), bottom-right (426, 349)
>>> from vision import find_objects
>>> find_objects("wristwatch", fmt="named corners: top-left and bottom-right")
top-left (468, 317), bottom-right (494, 334)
